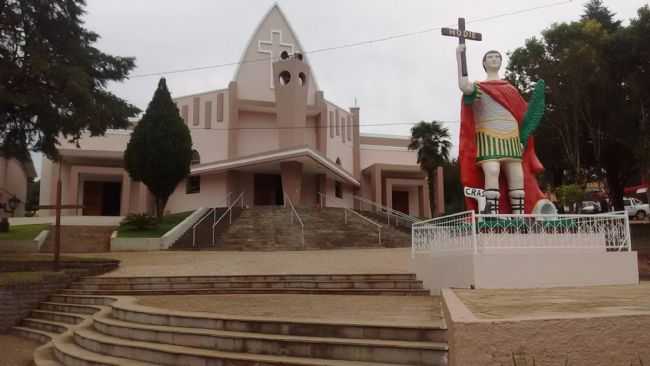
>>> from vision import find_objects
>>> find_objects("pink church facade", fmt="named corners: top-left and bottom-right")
top-left (39, 5), bottom-right (442, 218)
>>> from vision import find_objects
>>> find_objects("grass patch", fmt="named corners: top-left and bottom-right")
top-left (0, 224), bottom-right (49, 241)
top-left (0, 271), bottom-right (68, 286)
top-left (117, 211), bottom-right (193, 238)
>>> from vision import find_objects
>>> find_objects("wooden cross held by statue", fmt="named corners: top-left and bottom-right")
top-left (441, 18), bottom-right (482, 76)
top-left (38, 163), bottom-right (83, 272)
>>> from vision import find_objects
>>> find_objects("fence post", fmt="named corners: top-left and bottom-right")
top-left (471, 211), bottom-right (478, 255)
top-left (624, 214), bottom-right (632, 251)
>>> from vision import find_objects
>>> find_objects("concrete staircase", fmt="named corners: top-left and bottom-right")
top-left (219, 207), bottom-right (411, 250)
top-left (62, 273), bottom-right (429, 296)
top-left (13, 274), bottom-right (448, 365)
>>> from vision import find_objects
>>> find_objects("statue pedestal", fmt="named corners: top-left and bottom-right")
top-left (410, 212), bottom-right (639, 292)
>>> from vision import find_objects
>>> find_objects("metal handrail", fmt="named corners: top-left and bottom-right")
top-left (211, 192), bottom-right (245, 246)
top-left (283, 193), bottom-right (305, 247)
top-left (192, 192), bottom-right (232, 248)
top-left (353, 195), bottom-right (418, 226)
top-left (344, 207), bottom-right (382, 245)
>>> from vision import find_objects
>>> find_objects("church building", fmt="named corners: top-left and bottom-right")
top-left (39, 5), bottom-right (442, 218)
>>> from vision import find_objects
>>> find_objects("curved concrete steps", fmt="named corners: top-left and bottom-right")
top-left (12, 326), bottom-right (56, 344)
top-left (70, 279), bottom-right (423, 291)
top-left (39, 302), bottom-right (103, 315)
top-left (80, 273), bottom-right (418, 283)
top-left (53, 333), bottom-right (156, 366)
top-left (66, 273), bottom-right (428, 296)
top-left (111, 298), bottom-right (445, 343)
top-left (13, 274), bottom-right (446, 365)
top-left (64, 287), bottom-right (429, 296)
top-left (30, 310), bottom-right (85, 325)
top-left (74, 326), bottom-right (414, 366)
top-left (91, 315), bottom-right (447, 365)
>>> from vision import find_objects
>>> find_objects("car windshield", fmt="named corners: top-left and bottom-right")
top-left (624, 199), bottom-right (631, 206)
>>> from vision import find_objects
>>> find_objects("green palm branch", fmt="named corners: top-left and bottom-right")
top-left (520, 79), bottom-right (546, 147)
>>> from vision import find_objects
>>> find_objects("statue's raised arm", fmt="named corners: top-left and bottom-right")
top-left (456, 44), bottom-right (474, 95)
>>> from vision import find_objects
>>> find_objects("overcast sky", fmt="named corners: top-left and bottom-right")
top-left (32, 0), bottom-right (648, 177)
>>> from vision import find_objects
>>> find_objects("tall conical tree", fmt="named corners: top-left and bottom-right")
top-left (124, 78), bottom-right (193, 218)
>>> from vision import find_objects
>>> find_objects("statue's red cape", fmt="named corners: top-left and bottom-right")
top-left (459, 80), bottom-right (544, 214)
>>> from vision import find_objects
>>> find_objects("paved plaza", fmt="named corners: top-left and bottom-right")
top-left (77, 248), bottom-right (412, 277)
top-left (0, 334), bottom-right (40, 366)
top-left (454, 281), bottom-right (650, 319)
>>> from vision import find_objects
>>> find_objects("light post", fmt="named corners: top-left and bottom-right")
top-left (0, 194), bottom-right (21, 232)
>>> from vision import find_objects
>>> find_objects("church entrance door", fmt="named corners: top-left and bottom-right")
top-left (253, 174), bottom-right (283, 206)
top-left (392, 190), bottom-right (410, 215)
top-left (83, 181), bottom-right (122, 216)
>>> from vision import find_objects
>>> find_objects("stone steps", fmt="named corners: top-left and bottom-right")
top-left (30, 309), bottom-right (85, 325)
top-left (110, 299), bottom-right (445, 343)
top-left (53, 333), bottom-right (157, 366)
top-left (73, 326), bottom-right (419, 366)
top-left (39, 302), bottom-right (102, 315)
top-left (62, 287), bottom-right (429, 296)
top-left (12, 325), bottom-right (56, 345)
top-left (91, 315), bottom-right (445, 365)
top-left (70, 279), bottom-right (424, 291)
top-left (21, 318), bottom-right (70, 334)
top-left (79, 273), bottom-right (417, 283)
top-left (215, 207), bottom-right (411, 250)
top-left (12, 273), bottom-right (446, 365)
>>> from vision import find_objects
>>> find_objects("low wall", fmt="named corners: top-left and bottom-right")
top-left (0, 230), bottom-right (49, 253)
top-left (0, 272), bottom-right (72, 333)
top-left (111, 237), bottom-right (161, 252)
top-left (442, 289), bottom-right (650, 366)
top-left (411, 250), bottom-right (638, 290)
top-left (40, 225), bottom-right (116, 253)
top-left (109, 208), bottom-right (207, 251)
top-left (9, 216), bottom-right (123, 226)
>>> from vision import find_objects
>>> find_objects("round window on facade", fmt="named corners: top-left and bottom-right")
top-left (279, 71), bottom-right (291, 85)
top-left (280, 51), bottom-right (289, 60)
top-left (298, 72), bottom-right (306, 86)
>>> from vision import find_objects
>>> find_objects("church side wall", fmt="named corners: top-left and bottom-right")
top-left (166, 173), bottom-right (227, 214)
top-left (359, 144), bottom-right (418, 170)
top-left (325, 104), bottom-right (354, 174)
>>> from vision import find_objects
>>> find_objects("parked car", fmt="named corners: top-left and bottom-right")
top-left (624, 197), bottom-right (650, 220)
top-left (578, 201), bottom-right (601, 214)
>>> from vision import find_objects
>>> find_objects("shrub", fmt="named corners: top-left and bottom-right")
top-left (121, 213), bottom-right (159, 231)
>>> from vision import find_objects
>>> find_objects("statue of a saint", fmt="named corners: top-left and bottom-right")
top-left (456, 44), bottom-right (547, 214)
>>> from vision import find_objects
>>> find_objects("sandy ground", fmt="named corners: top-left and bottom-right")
top-left (454, 281), bottom-right (650, 319)
top-left (137, 294), bottom-right (442, 326)
top-left (0, 335), bottom-right (38, 366)
top-left (75, 248), bottom-right (411, 277)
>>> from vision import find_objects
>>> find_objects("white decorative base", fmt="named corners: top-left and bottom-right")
top-left (411, 248), bottom-right (639, 292)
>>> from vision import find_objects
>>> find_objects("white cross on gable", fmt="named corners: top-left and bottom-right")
top-left (258, 30), bottom-right (295, 89)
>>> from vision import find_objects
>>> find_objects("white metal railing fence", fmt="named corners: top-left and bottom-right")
top-left (344, 207), bottom-right (382, 245)
top-left (411, 211), bottom-right (476, 257)
top-left (412, 211), bottom-right (631, 257)
top-left (211, 192), bottom-right (245, 246)
top-left (283, 193), bottom-right (305, 247)
top-left (353, 195), bottom-right (418, 228)
top-left (192, 192), bottom-right (233, 248)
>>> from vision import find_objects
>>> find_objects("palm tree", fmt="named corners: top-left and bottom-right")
top-left (408, 121), bottom-right (452, 216)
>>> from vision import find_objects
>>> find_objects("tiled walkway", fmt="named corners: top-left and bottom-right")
top-left (454, 282), bottom-right (650, 319)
